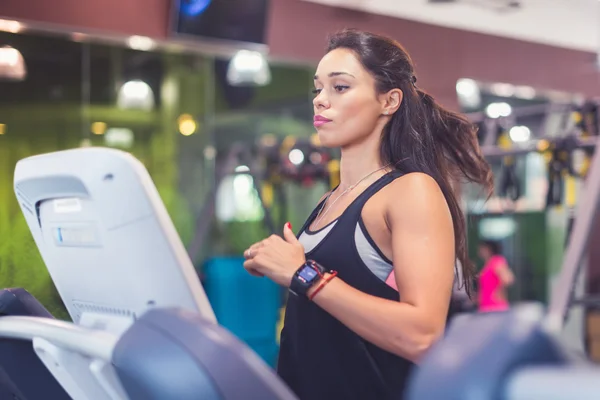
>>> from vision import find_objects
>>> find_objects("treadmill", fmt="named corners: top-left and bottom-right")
top-left (0, 147), bottom-right (298, 400)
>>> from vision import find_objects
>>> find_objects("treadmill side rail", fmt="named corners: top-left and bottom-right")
top-left (0, 316), bottom-right (127, 400)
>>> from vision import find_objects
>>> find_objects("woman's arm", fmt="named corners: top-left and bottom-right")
top-left (308, 173), bottom-right (455, 362)
top-left (495, 260), bottom-right (515, 286)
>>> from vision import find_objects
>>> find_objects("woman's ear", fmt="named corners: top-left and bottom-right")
top-left (380, 88), bottom-right (403, 115)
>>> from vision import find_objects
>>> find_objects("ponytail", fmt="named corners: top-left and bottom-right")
top-left (414, 89), bottom-right (493, 296)
top-left (417, 89), bottom-right (493, 190)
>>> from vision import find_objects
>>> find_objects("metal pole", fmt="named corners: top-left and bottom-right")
top-left (240, 149), bottom-right (277, 235)
top-left (203, 57), bottom-right (217, 191)
top-left (80, 42), bottom-right (91, 141)
top-left (547, 135), bottom-right (600, 328)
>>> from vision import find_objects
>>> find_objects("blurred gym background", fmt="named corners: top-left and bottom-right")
top-left (1, 0), bottom-right (600, 367)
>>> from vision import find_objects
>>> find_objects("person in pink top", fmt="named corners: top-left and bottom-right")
top-left (477, 240), bottom-right (515, 312)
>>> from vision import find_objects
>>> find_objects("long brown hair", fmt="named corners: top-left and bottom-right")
top-left (327, 29), bottom-right (493, 297)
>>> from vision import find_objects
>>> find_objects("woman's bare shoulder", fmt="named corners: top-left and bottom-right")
top-left (384, 172), bottom-right (450, 225)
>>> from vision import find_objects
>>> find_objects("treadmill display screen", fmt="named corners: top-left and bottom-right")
top-left (52, 224), bottom-right (101, 247)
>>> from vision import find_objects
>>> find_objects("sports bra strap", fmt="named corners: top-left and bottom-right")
top-left (341, 169), bottom-right (405, 222)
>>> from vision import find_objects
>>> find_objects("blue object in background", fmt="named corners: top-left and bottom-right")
top-left (203, 257), bottom-right (281, 367)
top-left (180, 0), bottom-right (212, 17)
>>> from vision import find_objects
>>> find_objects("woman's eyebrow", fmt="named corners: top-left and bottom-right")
top-left (313, 71), bottom-right (356, 80)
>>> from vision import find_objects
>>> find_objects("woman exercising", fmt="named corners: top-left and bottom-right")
top-left (242, 29), bottom-right (492, 400)
top-left (477, 240), bottom-right (515, 312)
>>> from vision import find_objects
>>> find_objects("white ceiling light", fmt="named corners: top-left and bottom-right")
top-left (490, 83), bottom-right (516, 97)
top-left (127, 36), bottom-right (156, 51)
top-left (479, 217), bottom-right (517, 240)
top-left (227, 50), bottom-right (271, 86)
top-left (456, 78), bottom-right (481, 108)
top-left (0, 46), bottom-right (26, 81)
top-left (514, 85), bottom-right (537, 100)
top-left (117, 80), bottom-right (155, 111)
top-left (509, 125), bottom-right (531, 142)
top-left (0, 19), bottom-right (22, 34)
top-left (485, 102), bottom-right (512, 118)
top-left (105, 127), bottom-right (135, 148)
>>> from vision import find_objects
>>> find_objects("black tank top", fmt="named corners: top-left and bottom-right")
top-left (277, 170), bottom-right (415, 400)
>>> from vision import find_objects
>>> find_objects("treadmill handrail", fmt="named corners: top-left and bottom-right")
top-left (505, 365), bottom-right (600, 400)
top-left (0, 316), bottom-right (118, 360)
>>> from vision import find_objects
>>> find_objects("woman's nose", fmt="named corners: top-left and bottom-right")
top-left (313, 91), bottom-right (330, 109)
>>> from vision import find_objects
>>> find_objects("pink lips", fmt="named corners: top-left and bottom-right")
top-left (313, 115), bottom-right (332, 127)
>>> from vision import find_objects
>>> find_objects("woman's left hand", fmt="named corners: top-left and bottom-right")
top-left (243, 223), bottom-right (306, 287)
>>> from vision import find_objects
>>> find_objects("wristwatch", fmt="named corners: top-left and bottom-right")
top-left (289, 260), bottom-right (326, 298)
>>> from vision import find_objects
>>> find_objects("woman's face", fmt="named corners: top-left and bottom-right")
top-left (312, 48), bottom-right (387, 148)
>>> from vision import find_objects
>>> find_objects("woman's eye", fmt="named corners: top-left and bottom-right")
top-left (312, 86), bottom-right (349, 96)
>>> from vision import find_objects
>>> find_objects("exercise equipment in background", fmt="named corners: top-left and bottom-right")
top-left (496, 125), bottom-right (522, 203)
top-left (262, 134), bottom-right (333, 187)
top-left (408, 113), bottom-right (600, 398)
top-left (187, 133), bottom-right (338, 263)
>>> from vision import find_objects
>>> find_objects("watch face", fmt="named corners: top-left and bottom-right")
top-left (298, 266), bottom-right (318, 283)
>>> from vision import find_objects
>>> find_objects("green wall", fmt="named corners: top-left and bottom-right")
top-left (0, 60), bottom-right (192, 319)
top-left (0, 46), bottom-right (317, 320)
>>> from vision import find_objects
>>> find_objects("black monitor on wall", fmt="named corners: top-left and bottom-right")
top-left (171, 0), bottom-right (270, 47)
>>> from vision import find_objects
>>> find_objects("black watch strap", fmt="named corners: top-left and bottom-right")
top-left (289, 260), bottom-right (326, 298)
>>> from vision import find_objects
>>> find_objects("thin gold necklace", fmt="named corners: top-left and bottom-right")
top-left (313, 164), bottom-right (391, 229)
